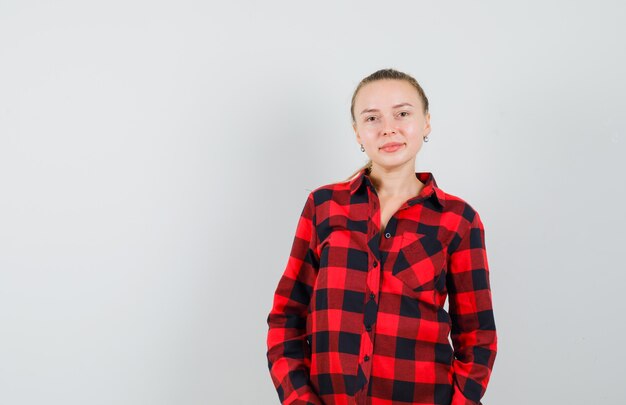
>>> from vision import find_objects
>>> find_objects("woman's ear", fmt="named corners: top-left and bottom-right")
top-left (424, 112), bottom-right (431, 135)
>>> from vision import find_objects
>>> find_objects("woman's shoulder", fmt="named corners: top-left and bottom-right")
top-left (438, 187), bottom-right (485, 230)
top-left (440, 188), bottom-right (477, 210)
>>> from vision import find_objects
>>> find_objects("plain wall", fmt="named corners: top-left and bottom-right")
top-left (1, 1), bottom-right (625, 404)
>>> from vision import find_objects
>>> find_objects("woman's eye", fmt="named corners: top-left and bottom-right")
top-left (366, 116), bottom-right (376, 122)
top-left (399, 111), bottom-right (409, 117)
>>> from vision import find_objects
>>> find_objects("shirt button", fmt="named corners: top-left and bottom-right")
top-left (373, 261), bottom-right (378, 267)
top-left (385, 232), bottom-right (391, 238)
top-left (364, 355), bottom-right (370, 362)
top-left (365, 325), bottom-right (372, 331)
top-left (370, 292), bottom-right (375, 299)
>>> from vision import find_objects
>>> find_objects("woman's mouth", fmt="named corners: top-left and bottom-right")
top-left (379, 143), bottom-right (405, 153)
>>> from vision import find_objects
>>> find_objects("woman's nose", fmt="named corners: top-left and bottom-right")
top-left (381, 117), bottom-right (396, 135)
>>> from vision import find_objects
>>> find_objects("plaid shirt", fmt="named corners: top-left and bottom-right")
top-left (266, 168), bottom-right (497, 405)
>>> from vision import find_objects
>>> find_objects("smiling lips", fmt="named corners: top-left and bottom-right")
top-left (379, 142), bottom-right (405, 153)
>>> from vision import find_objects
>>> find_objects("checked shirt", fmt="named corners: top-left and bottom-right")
top-left (266, 168), bottom-right (497, 405)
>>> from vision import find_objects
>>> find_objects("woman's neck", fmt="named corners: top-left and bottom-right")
top-left (367, 165), bottom-right (424, 198)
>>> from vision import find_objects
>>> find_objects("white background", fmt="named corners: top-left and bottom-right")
top-left (1, 1), bottom-right (625, 404)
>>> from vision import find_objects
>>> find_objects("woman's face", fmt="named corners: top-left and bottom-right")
top-left (353, 79), bottom-right (431, 171)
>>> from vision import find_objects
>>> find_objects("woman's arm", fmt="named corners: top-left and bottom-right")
top-left (266, 192), bottom-right (323, 405)
top-left (447, 207), bottom-right (498, 405)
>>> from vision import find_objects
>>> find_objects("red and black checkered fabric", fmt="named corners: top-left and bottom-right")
top-left (266, 168), bottom-right (497, 405)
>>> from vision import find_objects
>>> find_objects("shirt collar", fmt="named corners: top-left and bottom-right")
top-left (349, 167), bottom-right (446, 208)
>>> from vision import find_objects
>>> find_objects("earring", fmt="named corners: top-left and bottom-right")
top-left (360, 144), bottom-right (365, 152)
top-left (423, 135), bottom-right (429, 143)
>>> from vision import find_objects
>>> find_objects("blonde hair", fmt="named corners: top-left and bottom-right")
top-left (344, 68), bottom-right (430, 182)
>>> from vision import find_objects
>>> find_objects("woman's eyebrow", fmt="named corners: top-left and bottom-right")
top-left (360, 103), bottom-right (414, 115)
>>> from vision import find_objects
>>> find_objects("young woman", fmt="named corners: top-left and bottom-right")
top-left (266, 68), bottom-right (497, 405)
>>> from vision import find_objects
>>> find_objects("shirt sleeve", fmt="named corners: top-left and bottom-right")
top-left (447, 209), bottom-right (498, 405)
top-left (266, 191), bottom-right (323, 405)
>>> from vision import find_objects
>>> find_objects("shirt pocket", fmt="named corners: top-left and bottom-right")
top-left (392, 232), bottom-right (447, 293)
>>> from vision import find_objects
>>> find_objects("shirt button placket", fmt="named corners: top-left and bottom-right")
top-left (363, 267), bottom-right (378, 379)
